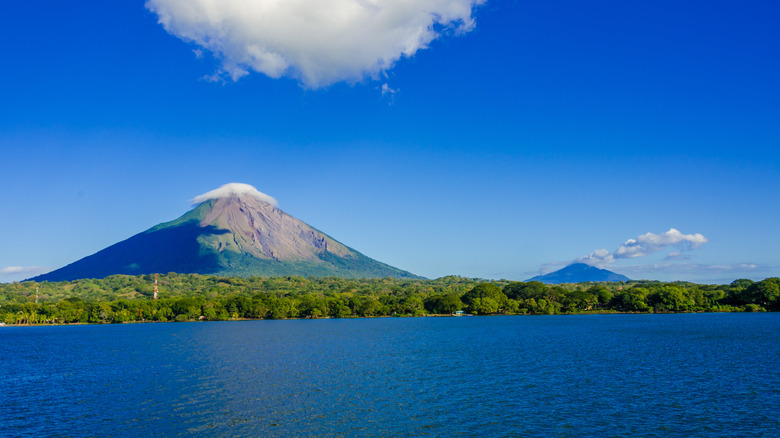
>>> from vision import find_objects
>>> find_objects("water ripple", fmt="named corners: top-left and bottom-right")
top-left (1, 314), bottom-right (778, 437)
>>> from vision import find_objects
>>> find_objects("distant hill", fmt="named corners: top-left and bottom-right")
top-left (31, 183), bottom-right (422, 282)
top-left (527, 263), bottom-right (629, 284)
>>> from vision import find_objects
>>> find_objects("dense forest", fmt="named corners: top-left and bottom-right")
top-left (0, 274), bottom-right (778, 325)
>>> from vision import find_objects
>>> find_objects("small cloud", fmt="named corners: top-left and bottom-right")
top-left (146, 0), bottom-right (486, 88)
top-left (191, 183), bottom-right (278, 206)
top-left (576, 248), bottom-right (615, 267)
top-left (193, 48), bottom-right (204, 59)
top-left (537, 260), bottom-right (568, 275)
top-left (381, 83), bottom-right (396, 96)
top-left (0, 266), bottom-right (51, 278)
top-left (665, 251), bottom-right (691, 261)
top-left (616, 262), bottom-right (767, 282)
top-left (380, 83), bottom-right (397, 104)
top-left (614, 228), bottom-right (707, 259)
top-left (539, 228), bottom-right (710, 276)
top-left (538, 228), bottom-right (769, 283)
top-left (705, 263), bottom-right (759, 271)
top-left (575, 228), bottom-right (708, 266)
top-left (201, 72), bottom-right (226, 83)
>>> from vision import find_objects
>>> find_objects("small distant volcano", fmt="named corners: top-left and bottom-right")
top-left (527, 263), bottom-right (629, 284)
top-left (31, 183), bottom-right (421, 281)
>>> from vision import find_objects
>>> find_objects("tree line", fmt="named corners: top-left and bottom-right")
top-left (1, 274), bottom-right (778, 325)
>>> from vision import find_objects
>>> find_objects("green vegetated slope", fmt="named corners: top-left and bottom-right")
top-left (2, 275), bottom-right (778, 325)
top-left (212, 246), bottom-right (422, 279)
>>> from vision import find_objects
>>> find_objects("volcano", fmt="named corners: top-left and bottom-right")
top-left (31, 184), bottom-right (421, 281)
top-left (526, 263), bottom-right (629, 284)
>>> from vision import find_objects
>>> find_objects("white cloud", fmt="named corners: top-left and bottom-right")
top-left (556, 228), bottom-right (709, 271)
top-left (616, 262), bottom-right (768, 283)
top-left (576, 248), bottom-right (615, 267)
top-left (537, 228), bottom-right (767, 282)
top-left (381, 83), bottom-right (396, 96)
top-left (706, 263), bottom-right (759, 271)
top-left (614, 228), bottom-right (708, 259)
top-left (618, 263), bottom-right (762, 275)
top-left (380, 82), bottom-right (397, 104)
top-left (145, 0), bottom-right (485, 88)
top-left (620, 263), bottom-right (773, 279)
top-left (191, 183), bottom-right (278, 206)
top-left (0, 266), bottom-right (51, 277)
top-left (537, 260), bottom-right (568, 275)
top-left (665, 251), bottom-right (691, 261)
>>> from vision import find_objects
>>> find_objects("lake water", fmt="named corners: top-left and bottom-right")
top-left (1, 313), bottom-right (779, 437)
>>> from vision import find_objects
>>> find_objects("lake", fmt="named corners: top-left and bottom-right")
top-left (2, 313), bottom-right (778, 437)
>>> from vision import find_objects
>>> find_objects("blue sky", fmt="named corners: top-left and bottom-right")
top-left (1, 0), bottom-right (778, 283)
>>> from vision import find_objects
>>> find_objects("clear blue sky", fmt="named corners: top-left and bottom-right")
top-left (1, 0), bottom-right (778, 283)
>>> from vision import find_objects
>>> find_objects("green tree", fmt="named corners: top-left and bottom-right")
top-left (724, 279), bottom-right (755, 305)
top-left (399, 295), bottom-right (425, 316)
top-left (462, 283), bottom-right (507, 313)
top-left (611, 288), bottom-right (649, 312)
top-left (469, 297), bottom-right (499, 315)
top-left (423, 294), bottom-right (463, 314)
top-left (588, 285), bottom-right (613, 308)
top-left (503, 281), bottom-right (547, 301)
top-left (746, 278), bottom-right (780, 310)
top-left (561, 289), bottom-right (596, 312)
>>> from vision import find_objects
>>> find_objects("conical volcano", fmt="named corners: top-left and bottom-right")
top-left (31, 184), bottom-right (421, 281)
top-left (526, 263), bottom-right (629, 284)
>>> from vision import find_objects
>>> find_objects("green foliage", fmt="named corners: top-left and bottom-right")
top-left (0, 275), bottom-right (776, 325)
top-left (462, 283), bottom-right (507, 314)
top-left (588, 285), bottom-right (613, 307)
top-left (647, 285), bottom-right (691, 312)
top-left (611, 287), bottom-right (650, 312)
top-left (423, 294), bottom-right (464, 314)
top-left (503, 281), bottom-right (547, 301)
top-left (746, 278), bottom-right (780, 310)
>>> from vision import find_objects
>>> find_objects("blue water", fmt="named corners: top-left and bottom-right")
top-left (1, 313), bottom-right (779, 437)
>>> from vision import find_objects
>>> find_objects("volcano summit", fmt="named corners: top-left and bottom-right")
top-left (31, 184), bottom-right (421, 281)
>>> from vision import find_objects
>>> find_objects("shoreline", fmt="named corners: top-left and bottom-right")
top-left (1, 308), bottom-right (766, 328)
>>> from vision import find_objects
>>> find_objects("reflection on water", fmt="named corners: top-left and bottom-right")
top-left (2, 313), bottom-right (779, 437)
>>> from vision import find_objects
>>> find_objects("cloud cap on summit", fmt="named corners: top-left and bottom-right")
top-left (191, 183), bottom-right (278, 206)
